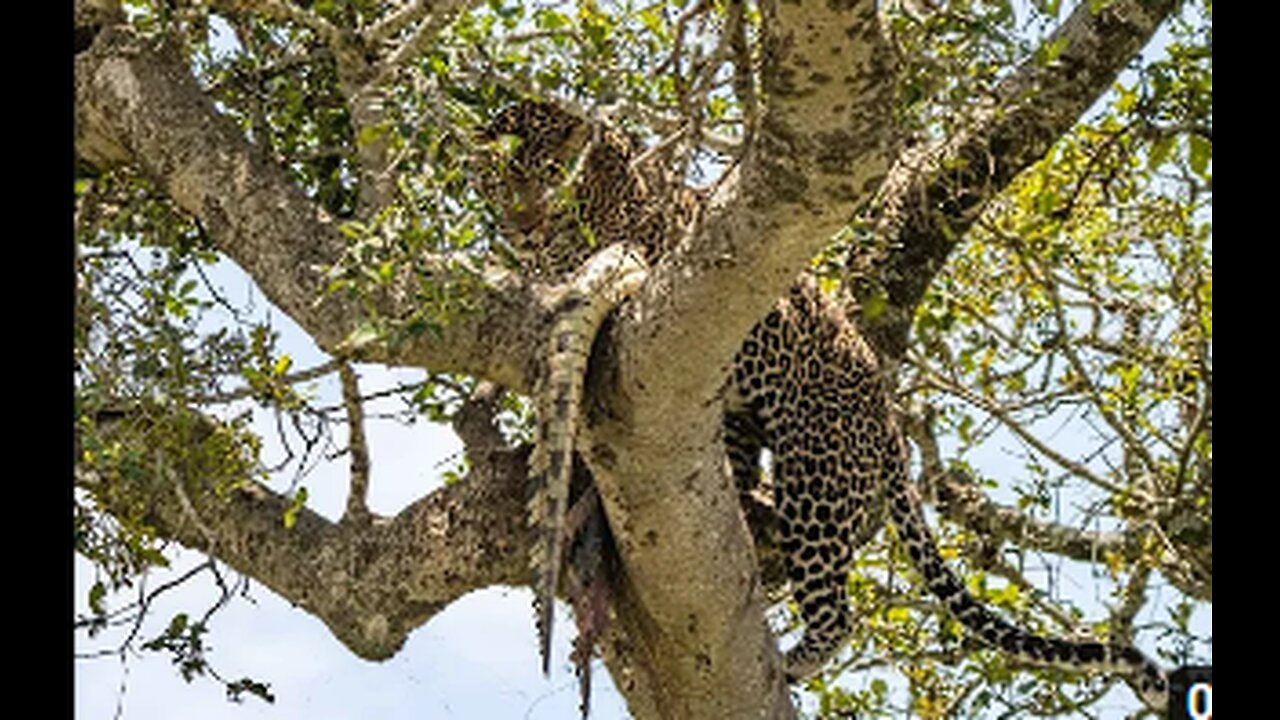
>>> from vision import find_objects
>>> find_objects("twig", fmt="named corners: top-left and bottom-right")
top-left (75, 560), bottom-right (217, 660)
top-left (338, 362), bottom-right (372, 524)
top-left (366, 0), bottom-right (432, 45)
top-left (628, 122), bottom-right (689, 174)
top-left (653, 0), bottom-right (713, 78)
top-left (613, 99), bottom-right (741, 155)
top-left (191, 358), bottom-right (342, 405)
top-left (166, 451), bottom-right (218, 550)
top-left (726, 0), bottom-right (756, 143)
top-left (1015, 245), bottom-right (1159, 476)
top-left (984, 553), bottom-right (1081, 633)
top-left (913, 362), bottom-right (1133, 499)
top-left (312, 378), bottom-right (432, 414)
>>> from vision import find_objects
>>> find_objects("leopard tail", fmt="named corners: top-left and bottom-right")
top-left (879, 430), bottom-right (1168, 711)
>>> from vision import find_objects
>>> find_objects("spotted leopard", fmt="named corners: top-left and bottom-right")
top-left (476, 97), bottom-right (1168, 710)
top-left (725, 280), bottom-right (1166, 707)
top-left (476, 98), bottom-right (690, 279)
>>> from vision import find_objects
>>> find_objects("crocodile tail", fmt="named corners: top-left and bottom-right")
top-left (528, 243), bottom-right (651, 675)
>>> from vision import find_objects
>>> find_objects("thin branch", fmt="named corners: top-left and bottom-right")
top-left (204, 49), bottom-right (332, 94)
top-left (212, 0), bottom-right (345, 48)
top-left (311, 379), bottom-right (434, 414)
top-left (859, 0), bottom-right (1178, 362)
top-left (192, 359), bottom-right (343, 405)
top-left (504, 27), bottom-right (582, 44)
top-left (726, 0), bottom-right (756, 144)
top-left (983, 553), bottom-right (1082, 634)
top-left (652, 0), bottom-right (713, 78)
top-left (1173, 387), bottom-right (1210, 489)
top-left (366, 0), bottom-right (475, 91)
top-left (338, 362), bottom-right (372, 524)
top-left (913, 362), bottom-right (1132, 499)
top-left (167, 453), bottom-right (218, 549)
top-left (366, 0), bottom-right (432, 44)
top-left (75, 560), bottom-right (218, 660)
top-left (908, 405), bottom-right (1209, 601)
top-left (613, 99), bottom-right (740, 155)
top-left (1018, 246), bottom-right (1159, 476)
top-left (1114, 565), bottom-right (1152, 636)
top-left (628, 122), bottom-right (691, 175)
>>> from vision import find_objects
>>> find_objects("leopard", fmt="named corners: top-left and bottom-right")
top-left (725, 281), bottom-right (1167, 708)
top-left (476, 98), bottom-right (693, 279)
top-left (474, 97), bottom-right (1169, 711)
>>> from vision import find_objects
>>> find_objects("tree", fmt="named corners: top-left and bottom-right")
top-left (74, 0), bottom-right (1211, 717)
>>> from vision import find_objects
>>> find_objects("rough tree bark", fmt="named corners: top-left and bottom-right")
top-left (74, 0), bottom-right (1179, 717)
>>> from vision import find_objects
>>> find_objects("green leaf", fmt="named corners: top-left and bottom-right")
top-left (536, 8), bottom-right (569, 30)
top-left (164, 294), bottom-right (189, 319)
top-left (270, 354), bottom-right (292, 377)
top-left (886, 606), bottom-right (911, 624)
top-left (356, 124), bottom-right (389, 148)
top-left (339, 221), bottom-right (368, 240)
top-left (1114, 85), bottom-right (1137, 114)
top-left (378, 259), bottom-right (396, 282)
top-left (861, 290), bottom-right (888, 321)
top-left (283, 487), bottom-right (308, 529)
top-left (89, 581), bottom-right (107, 615)
top-left (1188, 134), bottom-right (1211, 177)
top-left (637, 8), bottom-right (666, 39)
top-left (168, 612), bottom-right (189, 636)
top-left (1037, 37), bottom-right (1069, 65)
top-left (227, 677), bottom-right (276, 704)
top-left (1147, 135), bottom-right (1174, 170)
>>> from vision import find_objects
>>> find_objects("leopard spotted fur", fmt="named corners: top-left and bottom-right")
top-left (725, 281), bottom-right (1166, 707)
top-left (476, 97), bottom-right (1168, 710)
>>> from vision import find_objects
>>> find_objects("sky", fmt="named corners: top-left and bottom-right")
top-left (75, 5), bottom-right (1210, 719)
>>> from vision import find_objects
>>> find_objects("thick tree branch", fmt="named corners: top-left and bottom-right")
top-left (78, 405), bottom-right (532, 661)
top-left (862, 0), bottom-right (1177, 363)
top-left (565, 2), bottom-right (896, 716)
top-left (74, 23), bottom-right (548, 391)
top-left (618, 0), bottom-right (896, 426)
